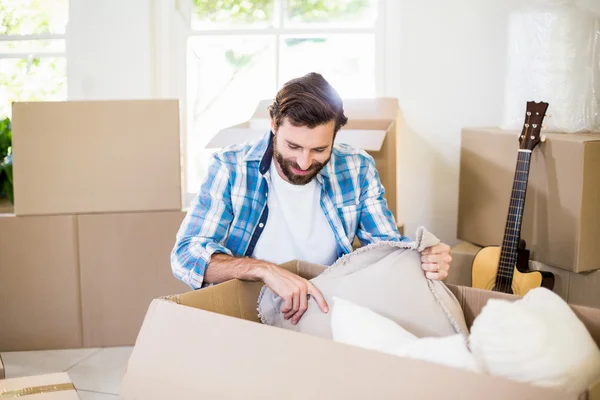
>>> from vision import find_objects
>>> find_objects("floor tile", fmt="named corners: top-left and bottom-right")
top-left (0, 348), bottom-right (101, 379)
top-left (77, 390), bottom-right (119, 400)
top-left (67, 346), bottom-right (133, 395)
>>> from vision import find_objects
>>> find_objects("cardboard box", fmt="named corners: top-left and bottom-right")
top-left (457, 128), bottom-right (600, 272)
top-left (0, 372), bottom-right (79, 399)
top-left (0, 215), bottom-right (83, 352)
top-left (11, 100), bottom-right (182, 216)
top-left (77, 211), bottom-right (191, 347)
top-left (206, 98), bottom-right (401, 222)
top-left (447, 241), bottom-right (481, 287)
top-left (569, 269), bottom-right (600, 309)
top-left (121, 260), bottom-right (600, 399)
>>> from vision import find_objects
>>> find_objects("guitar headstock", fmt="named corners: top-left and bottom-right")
top-left (519, 101), bottom-right (549, 151)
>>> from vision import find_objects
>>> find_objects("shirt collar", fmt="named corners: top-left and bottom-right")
top-left (244, 131), bottom-right (273, 174)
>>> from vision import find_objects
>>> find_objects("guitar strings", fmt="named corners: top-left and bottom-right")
top-left (498, 149), bottom-right (531, 293)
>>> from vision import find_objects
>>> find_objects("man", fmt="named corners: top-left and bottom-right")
top-left (171, 72), bottom-right (452, 325)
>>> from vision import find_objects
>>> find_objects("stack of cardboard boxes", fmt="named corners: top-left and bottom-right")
top-left (449, 127), bottom-right (600, 309)
top-left (0, 99), bottom-right (190, 352)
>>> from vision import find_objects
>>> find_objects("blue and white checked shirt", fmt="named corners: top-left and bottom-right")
top-left (171, 131), bottom-right (406, 289)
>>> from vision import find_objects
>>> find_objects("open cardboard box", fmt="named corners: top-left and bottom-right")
top-left (121, 261), bottom-right (600, 399)
top-left (205, 98), bottom-right (402, 224)
top-left (206, 118), bottom-right (391, 153)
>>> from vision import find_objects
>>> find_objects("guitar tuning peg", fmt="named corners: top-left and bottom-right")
top-left (541, 135), bottom-right (547, 143)
top-left (542, 124), bottom-right (547, 130)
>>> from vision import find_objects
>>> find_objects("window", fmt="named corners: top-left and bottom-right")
top-left (0, 0), bottom-right (69, 119)
top-left (184, 0), bottom-right (383, 197)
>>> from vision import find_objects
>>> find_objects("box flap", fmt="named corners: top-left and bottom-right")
top-left (448, 285), bottom-right (519, 328)
top-left (297, 261), bottom-right (327, 280)
top-left (206, 121), bottom-right (390, 151)
top-left (252, 98), bottom-right (399, 121)
top-left (167, 279), bottom-right (264, 322)
top-left (204, 123), bottom-right (265, 149)
top-left (121, 298), bottom-right (569, 400)
top-left (449, 285), bottom-right (600, 347)
top-left (166, 260), bottom-right (328, 322)
top-left (0, 354), bottom-right (4, 379)
top-left (570, 304), bottom-right (600, 347)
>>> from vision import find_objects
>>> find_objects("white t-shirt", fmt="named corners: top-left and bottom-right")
top-left (251, 160), bottom-right (339, 266)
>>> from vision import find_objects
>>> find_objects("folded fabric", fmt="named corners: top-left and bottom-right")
top-left (470, 287), bottom-right (600, 396)
top-left (257, 227), bottom-right (469, 340)
top-left (331, 296), bottom-right (480, 373)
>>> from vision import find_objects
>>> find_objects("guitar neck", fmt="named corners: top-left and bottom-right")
top-left (497, 150), bottom-right (532, 281)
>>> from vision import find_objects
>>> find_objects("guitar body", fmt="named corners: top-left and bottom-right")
top-left (472, 246), bottom-right (554, 296)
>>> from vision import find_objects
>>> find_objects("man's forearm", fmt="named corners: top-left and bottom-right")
top-left (204, 254), bottom-right (271, 284)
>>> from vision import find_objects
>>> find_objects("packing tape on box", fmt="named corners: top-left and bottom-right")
top-left (0, 383), bottom-right (75, 398)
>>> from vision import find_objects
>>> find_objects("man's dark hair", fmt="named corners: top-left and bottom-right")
top-left (268, 72), bottom-right (348, 134)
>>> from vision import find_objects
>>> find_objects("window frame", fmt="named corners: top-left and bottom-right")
top-left (0, 33), bottom-right (66, 59)
top-left (0, 29), bottom-right (68, 119)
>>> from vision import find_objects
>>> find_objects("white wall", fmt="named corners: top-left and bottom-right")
top-left (384, 0), bottom-right (522, 245)
top-left (67, 0), bottom-right (154, 100)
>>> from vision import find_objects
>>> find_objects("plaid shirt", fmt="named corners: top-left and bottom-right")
top-left (171, 131), bottom-right (406, 289)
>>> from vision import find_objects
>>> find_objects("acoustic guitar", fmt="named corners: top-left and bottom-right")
top-left (471, 101), bottom-right (555, 296)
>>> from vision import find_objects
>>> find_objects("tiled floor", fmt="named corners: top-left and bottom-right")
top-left (1, 346), bottom-right (132, 399)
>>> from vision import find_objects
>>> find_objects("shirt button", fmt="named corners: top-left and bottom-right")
top-left (259, 223), bottom-right (264, 228)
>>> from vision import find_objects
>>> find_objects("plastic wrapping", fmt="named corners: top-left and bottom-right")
top-left (502, 0), bottom-right (600, 133)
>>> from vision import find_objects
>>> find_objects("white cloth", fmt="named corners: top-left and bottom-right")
top-left (251, 160), bottom-right (338, 266)
top-left (331, 297), bottom-right (480, 373)
top-left (470, 287), bottom-right (600, 395)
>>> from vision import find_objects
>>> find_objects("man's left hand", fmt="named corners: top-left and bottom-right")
top-left (420, 243), bottom-right (451, 280)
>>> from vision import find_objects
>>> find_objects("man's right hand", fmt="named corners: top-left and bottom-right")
top-left (259, 263), bottom-right (328, 325)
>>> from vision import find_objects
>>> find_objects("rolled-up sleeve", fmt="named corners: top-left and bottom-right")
top-left (171, 154), bottom-right (234, 289)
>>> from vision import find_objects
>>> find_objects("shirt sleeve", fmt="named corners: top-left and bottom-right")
top-left (355, 154), bottom-right (408, 245)
top-left (170, 153), bottom-right (234, 289)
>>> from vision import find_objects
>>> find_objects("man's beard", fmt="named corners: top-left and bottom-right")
top-left (273, 138), bottom-right (331, 186)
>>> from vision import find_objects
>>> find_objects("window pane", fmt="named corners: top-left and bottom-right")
top-left (0, 0), bottom-right (69, 35)
top-left (0, 39), bottom-right (65, 54)
top-left (0, 56), bottom-right (67, 118)
top-left (279, 34), bottom-right (376, 98)
top-left (186, 35), bottom-right (276, 193)
top-left (192, 0), bottom-right (275, 30)
top-left (284, 0), bottom-right (378, 28)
